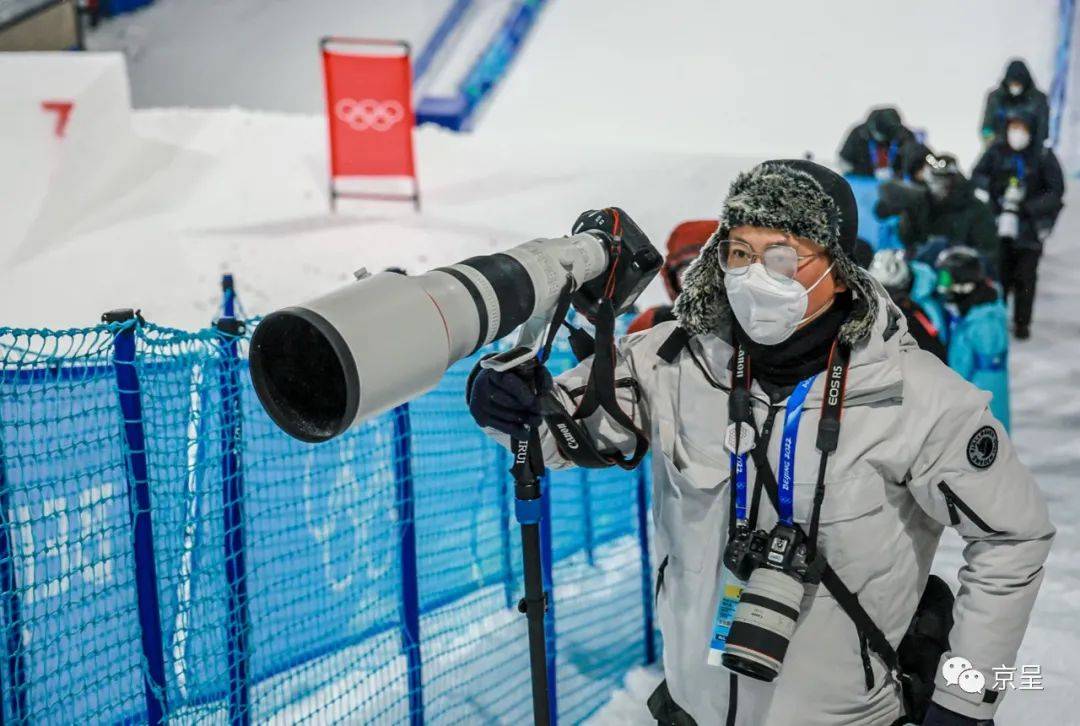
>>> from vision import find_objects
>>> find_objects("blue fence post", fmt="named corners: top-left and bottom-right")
top-left (392, 404), bottom-right (424, 726)
top-left (216, 302), bottom-right (251, 726)
top-left (495, 445), bottom-right (514, 611)
top-left (539, 471), bottom-right (557, 723)
top-left (0, 442), bottom-right (27, 724)
top-left (635, 463), bottom-right (656, 665)
top-left (103, 309), bottom-right (167, 724)
top-left (580, 469), bottom-right (594, 566)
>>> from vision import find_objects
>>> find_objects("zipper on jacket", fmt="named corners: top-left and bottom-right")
top-left (655, 555), bottom-right (669, 604)
top-left (858, 631), bottom-right (874, 691)
top-left (937, 481), bottom-right (1004, 534)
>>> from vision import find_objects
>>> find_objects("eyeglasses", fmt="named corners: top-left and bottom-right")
top-left (718, 240), bottom-right (826, 280)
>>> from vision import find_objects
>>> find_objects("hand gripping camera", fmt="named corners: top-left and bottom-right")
top-left (720, 523), bottom-right (824, 682)
top-left (248, 209), bottom-right (661, 442)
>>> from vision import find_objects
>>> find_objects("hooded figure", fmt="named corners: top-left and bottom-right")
top-left (981, 59), bottom-right (1050, 149)
top-left (839, 107), bottom-right (917, 179)
top-left (628, 220), bottom-right (715, 334)
top-left (972, 109), bottom-right (1065, 338)
top-left (467, 160), bottom-right (1052, 726)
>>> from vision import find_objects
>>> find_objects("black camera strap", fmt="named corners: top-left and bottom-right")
top-left (808, 340), bottom-right (849, 558)
top-left (538, 217), bottom-right (652, 471)
top-left (540, 297), bottom-right (650, 469)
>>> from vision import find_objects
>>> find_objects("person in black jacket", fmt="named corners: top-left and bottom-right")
top-left (839, 106), bottom-right (916, 179)
top-left (981, 59), bottom-right (1050, 150)
top-left (876, 153), bottom-right (1000, 274)
top-left (972, 110), bottom-right (1065, 339)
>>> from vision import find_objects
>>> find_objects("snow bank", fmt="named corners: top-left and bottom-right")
top-left (0, 102), bottom-right (762, 328)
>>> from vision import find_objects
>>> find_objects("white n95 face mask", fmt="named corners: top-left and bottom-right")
top-left (1007, 127), bottom-right (1031, 151)
top-left (724, 262), bottom-right (835, 345)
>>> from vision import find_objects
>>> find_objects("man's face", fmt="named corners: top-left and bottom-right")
top-left (727, 226), bottom-right (844, 325)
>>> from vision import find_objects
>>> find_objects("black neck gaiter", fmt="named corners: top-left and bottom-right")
top-left (735, 290), bottom-right (853, 390)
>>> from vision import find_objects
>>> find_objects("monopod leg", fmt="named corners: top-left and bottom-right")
top-left (512, 431), bottom-right (551, 726)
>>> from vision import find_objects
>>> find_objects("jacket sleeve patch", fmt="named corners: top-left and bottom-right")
top-left (966, 426), bottom-right (999, 469)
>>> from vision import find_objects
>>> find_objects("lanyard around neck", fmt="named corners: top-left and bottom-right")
top-left (727, 341), bottom-right (850, 535)
top-left (777, 375), bottom-right (817, 525)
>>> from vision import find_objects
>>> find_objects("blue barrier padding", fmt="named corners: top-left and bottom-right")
top-left (110, 321), bottom-right (167, 724)
top-left (393, 404), bottom-right (424, 726)
top-left (580, 469), bottom-right (595, 567)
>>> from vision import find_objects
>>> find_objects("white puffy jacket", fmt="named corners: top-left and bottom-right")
top-left (489, 294), bottom-right (1054, 725)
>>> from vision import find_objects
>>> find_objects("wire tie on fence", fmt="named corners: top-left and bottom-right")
top-left (214, 318), bottom-right (246, 337)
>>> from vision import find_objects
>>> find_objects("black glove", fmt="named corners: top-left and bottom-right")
top-left (922, 702), bottom-right (992, 726)
top-left (466, 363), bottom-right (551, 439)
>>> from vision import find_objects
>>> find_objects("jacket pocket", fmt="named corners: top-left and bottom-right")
top-left (655, 444), bottom-right (727, 575)
top-left (799, 474), bottom-right (892, 597)
top-left (937, 481), bottom-right (1004, 534)
top-left (791, 474), bottom-right (887, 525)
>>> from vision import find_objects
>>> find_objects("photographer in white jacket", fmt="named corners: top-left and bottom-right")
top-left (467, 160), bottom-right (1054, 725)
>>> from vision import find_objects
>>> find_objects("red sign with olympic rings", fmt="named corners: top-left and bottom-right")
top-left (321, 42), bottom-right (417, 180)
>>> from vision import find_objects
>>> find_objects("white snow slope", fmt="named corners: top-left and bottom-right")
top-left (2, 0), bottom-right (1077, 723)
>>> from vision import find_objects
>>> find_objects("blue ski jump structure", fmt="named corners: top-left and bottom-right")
top-left (0, 282), bottom-right (657, 725)
top-left (414, 0), bottom-right (547, 131)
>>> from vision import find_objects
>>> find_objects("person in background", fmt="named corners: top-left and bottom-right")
top-left (872, 142), bottom-right (934, 249)
top-left (869, 249), bottom-right (947, 362)
top-left (839, 106), bottom-right (916, 179)
top-left (897, 141), bottom-right (933, 183)
top-left (628, 220), bottom-right (714, 333)
top-left (972, 109), bottom-right (1065, 340)
top-left (936, 247), bottom-right (1011, 431)
top-left (981, 59), bottom-right (1050, 150)
top-left (851, 237), bottom-right (875, 269)
top-left (881, 153), bottom-right (1000, 272)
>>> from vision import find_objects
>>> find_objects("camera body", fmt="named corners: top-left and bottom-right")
top-left (570, 208), bottom-right (663, 320)
top-left (723, 523), bottom-right (822, 585)
top-left (719, 523), bottom-right (823, 682)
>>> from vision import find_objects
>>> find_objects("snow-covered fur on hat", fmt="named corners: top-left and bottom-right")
top-left (673, 160), bottom-right (880, 347)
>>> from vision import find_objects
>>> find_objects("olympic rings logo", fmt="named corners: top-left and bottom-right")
top-left (334, 97), bottom-right (405, 132)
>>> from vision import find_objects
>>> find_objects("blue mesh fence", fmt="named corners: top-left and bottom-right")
top-left (0, 310), bottom-right (657, 724)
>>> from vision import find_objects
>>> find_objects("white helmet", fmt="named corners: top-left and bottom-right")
top-left (868, 249), bottom-right (912, 293)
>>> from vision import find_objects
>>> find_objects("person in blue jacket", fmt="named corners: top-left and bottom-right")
top-left (936, 247), bottom-right (1011, 431)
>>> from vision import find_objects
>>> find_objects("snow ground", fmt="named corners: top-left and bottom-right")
top-left (4, 0), bottom-right (1078, 722)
